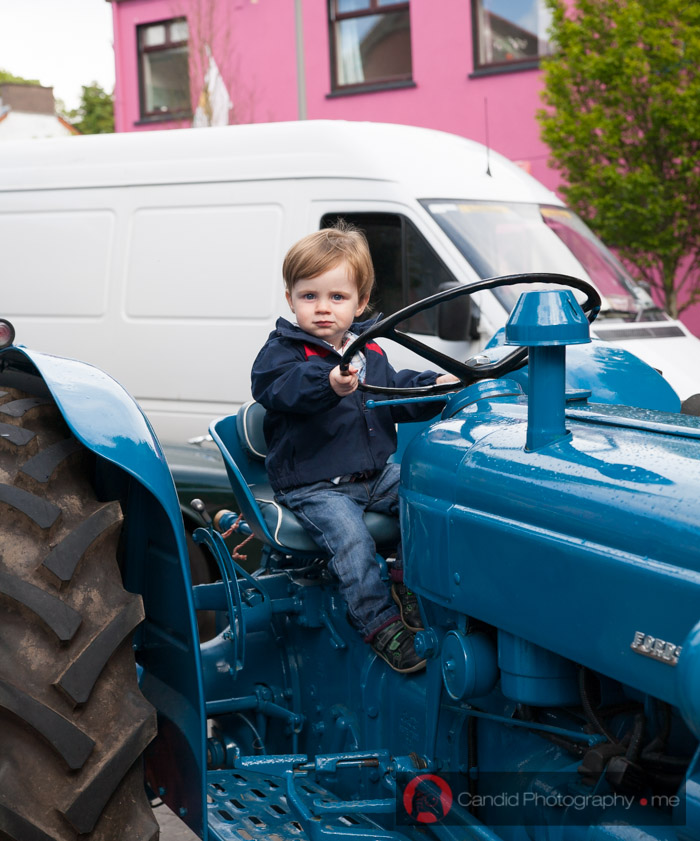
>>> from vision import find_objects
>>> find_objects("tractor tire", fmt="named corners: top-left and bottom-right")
top-left (0, 387), bottom-right (159, 841)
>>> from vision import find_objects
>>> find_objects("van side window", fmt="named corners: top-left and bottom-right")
top-left (320, 212), bottom-right (455, 335)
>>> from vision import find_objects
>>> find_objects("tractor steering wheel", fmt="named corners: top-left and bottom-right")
top-left (339, 273), bottom-right (601, 397)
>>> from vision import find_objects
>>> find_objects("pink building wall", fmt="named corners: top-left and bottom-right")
top-left (110, 0), bottom-right (551, 184)
top-left (302, 0), bottom-right (552, 187)
top-left (109, 0), bottom-right (700, 334)
top-left (111, 0), bottom-right (300, 135)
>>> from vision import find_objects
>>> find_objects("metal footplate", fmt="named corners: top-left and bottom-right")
top-left (207, 767), bottom-right (405, 841)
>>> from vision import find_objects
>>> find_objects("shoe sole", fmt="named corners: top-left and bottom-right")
top-left (374, 649), bottom-right (427, 673)
top-left (391, 586), bottom-right (424, 633)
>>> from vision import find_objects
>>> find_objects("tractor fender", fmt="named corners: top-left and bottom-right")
top-left (5, 347), bottom-right (185, 533)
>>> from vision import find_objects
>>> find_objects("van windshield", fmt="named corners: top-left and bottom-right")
top-left (423, 201), bottom-right (664, 322)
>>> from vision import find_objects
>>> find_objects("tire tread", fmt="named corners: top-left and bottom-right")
top-left (0, 387), bottom-right (158, 841)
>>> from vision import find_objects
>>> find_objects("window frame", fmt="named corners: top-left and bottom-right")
top-left (137, 17), bottom-right (192, 122)
top-left (471, 0), bottom-right (550, 75)
top-left (328, 0), bottom-right (413, 95)
top-left (319, 210), bottom-right (458, 337)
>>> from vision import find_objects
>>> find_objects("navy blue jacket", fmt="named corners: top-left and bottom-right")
top-left (251, 317), bottom-right (440, 492)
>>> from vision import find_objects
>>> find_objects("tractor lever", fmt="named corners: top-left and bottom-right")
top-left (190, 497), bottom-right (212, 525)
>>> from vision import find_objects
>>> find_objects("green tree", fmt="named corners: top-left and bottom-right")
top-left (0, 69), bottom-right (40, 85)
top-left (538, 0), bottom-right (700, 318)
top-left (69, 82), bottom-right (114, 135)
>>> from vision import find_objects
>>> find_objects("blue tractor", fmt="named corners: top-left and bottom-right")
top-left (1, 275), bottom-right (700, 841)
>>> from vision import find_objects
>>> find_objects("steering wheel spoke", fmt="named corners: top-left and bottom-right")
top-left (340, 273), bottom-right (601, 398)
top-left (383, 329), bottom-right (474, 379)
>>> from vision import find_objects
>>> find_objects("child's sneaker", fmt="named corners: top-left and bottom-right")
top-left (371, 619), bottom-right (426, 673)
top-left (391, 581), bottom-right (424, 632)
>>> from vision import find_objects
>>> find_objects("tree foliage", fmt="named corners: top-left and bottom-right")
top-left (69, 83), bottom-right (114, 135)
top-left (0, 69), bottom-right (40, 85)
top-left (538, 0), bottom-right (700, 317)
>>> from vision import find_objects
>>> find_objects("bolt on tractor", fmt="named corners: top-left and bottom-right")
top-left (1, 275), bottom-right (700, 841)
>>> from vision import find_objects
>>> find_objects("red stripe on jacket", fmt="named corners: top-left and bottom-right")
top-left (304, 342), bottom-right (383, 358)
top-left (304, 344), bottom-right (331, 359)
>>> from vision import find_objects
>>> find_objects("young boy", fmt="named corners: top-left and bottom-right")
top-left (251, 224), bottom-right (456, 673)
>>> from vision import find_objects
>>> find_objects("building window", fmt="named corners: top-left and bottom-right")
top-left (329, 1), bottom-right (412, 91)
top-left (138, 18), bottom-right (191, 119)
top-left (473, 0), bottom-right (552, 71)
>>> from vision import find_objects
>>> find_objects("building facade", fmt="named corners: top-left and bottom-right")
top-left (108, 0), bottom-right (555, 187)
top-left (0, 83), bottom-right (79, 141)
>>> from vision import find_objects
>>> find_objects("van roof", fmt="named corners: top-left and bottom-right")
top-left (0, 120), bottom-right (562, 204)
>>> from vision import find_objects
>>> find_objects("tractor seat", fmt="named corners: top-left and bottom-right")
top-left (209, 402), bottom-right (400, 558)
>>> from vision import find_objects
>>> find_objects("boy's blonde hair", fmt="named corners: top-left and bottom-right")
top-left (282, 221), bottom-right (375, 305)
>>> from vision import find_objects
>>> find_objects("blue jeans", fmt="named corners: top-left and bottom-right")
top-left (277, 462), bottom-right (401, 639)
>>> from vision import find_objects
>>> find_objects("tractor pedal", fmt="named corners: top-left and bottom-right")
top-left (207, 769), bottom-right (400, 840)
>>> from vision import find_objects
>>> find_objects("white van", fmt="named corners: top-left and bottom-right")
top-left (2, 120), bottom-right (699, 444)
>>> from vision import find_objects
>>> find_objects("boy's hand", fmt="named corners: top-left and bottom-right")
top-left (436, 374), bottom-right (460, 386)
top-left (330, 365), bottom-right (359, 396)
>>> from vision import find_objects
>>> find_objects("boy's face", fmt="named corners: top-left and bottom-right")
top-left (286, 260), bottom-right (369, 350)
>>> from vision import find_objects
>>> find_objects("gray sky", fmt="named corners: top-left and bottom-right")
top-left (0, 0), bottom-right (115, 111)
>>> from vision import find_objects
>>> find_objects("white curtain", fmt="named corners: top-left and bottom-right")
top-left (337, 19), bottom-right (365, 85)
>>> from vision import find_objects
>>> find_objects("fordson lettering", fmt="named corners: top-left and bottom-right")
top-left (631, 631), bottom-right (682, 665)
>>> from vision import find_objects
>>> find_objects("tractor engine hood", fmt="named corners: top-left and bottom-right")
top-left (401, 386), bottom-right (700, 732)
top-left (400, 292), bottom-right (700, 739)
